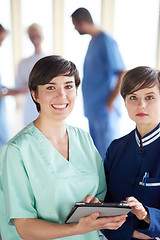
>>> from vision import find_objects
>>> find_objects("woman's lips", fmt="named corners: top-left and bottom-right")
top-left (136, 113), bottom-right (148, 117)
top-left (51, 104), bottom-right (68, 109)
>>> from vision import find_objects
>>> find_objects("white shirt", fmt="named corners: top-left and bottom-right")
top-left (16, 53), bottom-right (46, 125)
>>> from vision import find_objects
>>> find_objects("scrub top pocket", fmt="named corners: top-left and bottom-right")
top-left (134, 177), bottom-right (160, 208)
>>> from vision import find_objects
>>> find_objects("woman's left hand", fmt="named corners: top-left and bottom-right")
top-left (126, 196), bottom-right (150, 224)
top-left (83, 194), bottom-right (101, 203)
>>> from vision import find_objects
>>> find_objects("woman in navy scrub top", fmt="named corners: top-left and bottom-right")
top-left (0, 55), bottom-right (127, 240)
top-left (103, 66), bottom-right (160, 240)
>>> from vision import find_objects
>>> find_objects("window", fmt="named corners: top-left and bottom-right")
top-left (114, 0), bottom-right (159, 69)
top-left (114, 0), bottom-right (160, 135)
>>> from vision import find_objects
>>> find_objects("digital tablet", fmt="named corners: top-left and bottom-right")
top-left (65, 202), bottom-right (132, 223)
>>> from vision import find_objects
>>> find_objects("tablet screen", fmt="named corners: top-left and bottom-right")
top-left (65, 202), bottom-right (131, 223)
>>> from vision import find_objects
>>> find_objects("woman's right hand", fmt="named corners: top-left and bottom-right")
top-left (76, 211), bottom-right (127, 235)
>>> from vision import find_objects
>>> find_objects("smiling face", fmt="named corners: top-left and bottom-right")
top-left (33, 75), bottom-right (76, 122)
top-left (125, 85), bottom-right (160, 134)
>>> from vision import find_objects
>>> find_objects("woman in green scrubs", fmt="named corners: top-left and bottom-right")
top-left (0, 55), bottom-right (126, 240)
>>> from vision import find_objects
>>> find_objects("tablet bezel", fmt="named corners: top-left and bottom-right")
top-left (65, 202), bottom-right (131, 223)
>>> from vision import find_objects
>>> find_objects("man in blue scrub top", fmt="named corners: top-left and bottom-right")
top-left (71, 8), bottom-right (125, 159)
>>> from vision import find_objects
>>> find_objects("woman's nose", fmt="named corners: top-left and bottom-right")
top-left (56, 88), bottom-right (66, 97)
top-left (138, 99), bottom-right (146, 108)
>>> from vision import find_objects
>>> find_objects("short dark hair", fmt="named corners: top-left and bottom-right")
top-left (28, 55), bottom-right (81, 112)
top-left (120, 66), bottom-right (160, 99)
top-left (71, 8), bottom-right (93, 24)
top-left (0, 24), bottom-right (7, 33)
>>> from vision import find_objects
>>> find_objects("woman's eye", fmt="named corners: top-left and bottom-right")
top-left (146, 95), bottom-right (154, 100)
top-left (65, 85), bottom-right (73, 89)
top-left (130, 95), bottom-right (137, 100)
top-left (47, 86), bottom-right (55, 90)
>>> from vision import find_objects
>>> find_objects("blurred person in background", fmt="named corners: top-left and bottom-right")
top-left (0, 24), bottom-right (23, 149)
top-left (15, 23), bottom-right (46, 126)
top-left (71, 8), bottom-right (125, 160)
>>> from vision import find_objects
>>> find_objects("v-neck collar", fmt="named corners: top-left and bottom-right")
top-left (32, 122), bottom-right (70, 162)
top-left (135, 123), bottom-right (160, 147)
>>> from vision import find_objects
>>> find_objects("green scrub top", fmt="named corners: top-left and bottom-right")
top-left (0, 122), bottom-right (106, 240)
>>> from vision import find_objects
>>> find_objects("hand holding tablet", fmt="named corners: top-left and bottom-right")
top-left (65, 202), bottom-right (132, 223)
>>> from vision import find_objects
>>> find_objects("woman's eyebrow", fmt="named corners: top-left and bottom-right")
top-left (65, 81), bottom-right (75, 84)
top-left (129, 91), bottom-right (156, 95)
top-left (45, 80), bottom-right (74, 85)
top-left (46, 82), bottom-right (56, 85)
top-left (145, 91), bottom-right (156, 95)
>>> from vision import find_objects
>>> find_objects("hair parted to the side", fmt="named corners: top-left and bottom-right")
top-left (71, 7), bottom-right (93, 24)
top-left (28, 55), bottom-right (81, 112)
top-left (120, 66), bottom-right (160, 100)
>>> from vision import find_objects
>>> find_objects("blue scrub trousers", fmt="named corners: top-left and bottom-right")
top-left (88, 112), bottom-right (120, 161)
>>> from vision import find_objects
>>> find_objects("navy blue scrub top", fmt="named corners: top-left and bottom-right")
top-left (103, 124), bottom-right (160, 240)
